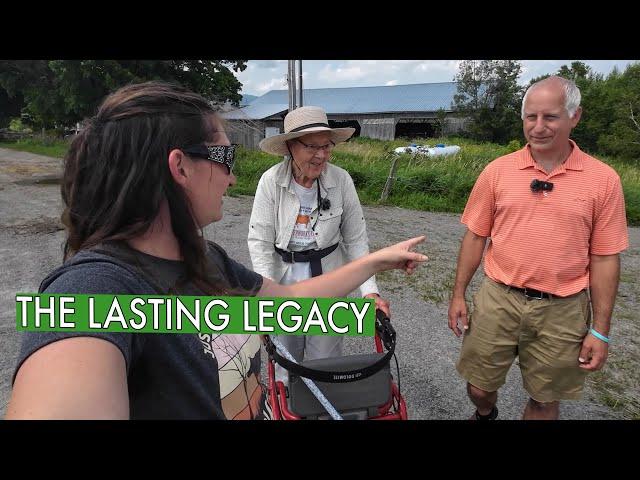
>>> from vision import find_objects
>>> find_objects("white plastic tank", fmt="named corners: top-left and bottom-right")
top-left (394, 145), bottom-right (419, 154)
top-left (425, 145), bottom-right (461, 156)
top-left (393, 144), bottom-right (461, 156)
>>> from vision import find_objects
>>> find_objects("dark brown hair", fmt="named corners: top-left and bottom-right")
top-left (61, 80), bottom-right (225, 293)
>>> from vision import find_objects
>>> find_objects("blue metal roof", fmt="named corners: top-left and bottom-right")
top-left (240, 94), bottom-right (258, 106)
top-left (247, 82), bottom-right (458, 115)
top-left (222, 103), bottom-right (288, 120)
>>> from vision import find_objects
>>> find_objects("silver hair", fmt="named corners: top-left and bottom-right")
top-left (521, 75), bottom-right (581, 119)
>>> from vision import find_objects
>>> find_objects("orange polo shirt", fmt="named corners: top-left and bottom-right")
top-left (461, 140), bottom-right (629, 297)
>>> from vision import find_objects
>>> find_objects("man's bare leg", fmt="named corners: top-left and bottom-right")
top-left (523, 399), bottom-right (559, 420)
top-left (467, 383), bottom-right (498, 419)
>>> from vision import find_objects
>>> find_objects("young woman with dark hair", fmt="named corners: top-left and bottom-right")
top-left (6, 81), bottom-right (427, 419)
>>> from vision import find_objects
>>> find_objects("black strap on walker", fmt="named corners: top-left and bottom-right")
top-left (264, 310), bottom-right (396, 383)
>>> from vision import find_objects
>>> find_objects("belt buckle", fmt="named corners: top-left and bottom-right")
top-left (524, 288), bottom-right (545, 300)
top-left (290, 251), bottom-right (295, 263)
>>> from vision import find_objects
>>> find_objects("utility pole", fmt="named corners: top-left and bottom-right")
top-left (298, 60), bottom-right (303, 107)
top-left (288, 60), bottom-right (297, 111)
top-left (288, 60), bottom-right (304, 111)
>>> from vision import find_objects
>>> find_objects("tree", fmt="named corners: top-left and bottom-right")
top-left (434, 108), bottom-right (447, 138)
top-left (595, 62), bottom-right (640, 161)
top-left (519, 60), bottom-right (640, 161)
top-left (522, 61), bottom-right (605, 154)
top-left (0, 87), bottom-right (23, 129)
top-left (526, 73), bottom-right (551, 87)
top-left (0, 60), bottom-right (247, 132)
top-left (0, 60), bottom-right (65, 130)
top-left (549, 61), bottom-right (608, 155)
top-left (453, 60), bottom-right (524, 144)
top-left (558, 61), bottom-right (594, 84)
top-left (526, 61), bottom-right (597, 89)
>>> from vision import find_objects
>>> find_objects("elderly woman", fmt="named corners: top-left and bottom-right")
top-left (248, 106), bottom-right (390, 384)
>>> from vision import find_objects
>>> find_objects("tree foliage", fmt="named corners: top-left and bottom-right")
top-left (453, 60), bottom-right (524, 144)
top-left (0, 60), bottom-right (247, 131)
top-left (455, 59), bottom-right (640, 162)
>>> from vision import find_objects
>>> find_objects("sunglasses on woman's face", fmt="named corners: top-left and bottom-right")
top-left (181, 144), bottom-right (237, 174)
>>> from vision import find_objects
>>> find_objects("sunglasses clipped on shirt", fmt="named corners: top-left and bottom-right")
top-left (181, 144), bottom-right (237, 174)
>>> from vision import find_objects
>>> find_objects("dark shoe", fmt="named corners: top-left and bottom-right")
top-left (473, 406), bottom-right (498, 420)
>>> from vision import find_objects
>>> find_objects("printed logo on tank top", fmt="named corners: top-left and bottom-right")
top-left (290, 205), bottom-right (316, 249)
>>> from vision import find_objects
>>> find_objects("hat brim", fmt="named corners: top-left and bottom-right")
top-left (259, 126), bottom-right (355, 156)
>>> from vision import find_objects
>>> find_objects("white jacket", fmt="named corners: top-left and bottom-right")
top-left (247, 159), bottom-right (379, 296)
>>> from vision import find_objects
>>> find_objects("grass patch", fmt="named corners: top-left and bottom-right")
top-left (588, 366), bottom-right (640, 419)
top-left (0, 137), bottom-right (69, 158)
top-left (4, 136), bottom-right (640, 225)
top-left (233, 136), bottom-right (640, 225)
top-left (585, 301), bottom-right (640, 419)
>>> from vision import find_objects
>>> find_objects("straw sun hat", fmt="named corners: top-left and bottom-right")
top-left (258, 106), bottom-right (355, 156)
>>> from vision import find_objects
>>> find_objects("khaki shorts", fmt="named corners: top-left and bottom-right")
top-left (456, 278), bottom-right (591, 402)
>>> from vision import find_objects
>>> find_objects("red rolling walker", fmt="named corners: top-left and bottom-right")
top-left (264, 310), bottom-right (407, 420)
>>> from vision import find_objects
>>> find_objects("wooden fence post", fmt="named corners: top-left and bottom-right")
top-left (380, 153), bottom-right (400, 202)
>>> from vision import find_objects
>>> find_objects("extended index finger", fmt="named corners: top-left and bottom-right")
top-left (400, 235), bottom-right (426, 250)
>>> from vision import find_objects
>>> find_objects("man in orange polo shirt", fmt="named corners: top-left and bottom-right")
top-left (448, 76), bottom-right (629, 420)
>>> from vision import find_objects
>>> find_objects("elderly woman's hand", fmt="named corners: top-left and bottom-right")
top-left (364, 293), bottom-right (391, 318)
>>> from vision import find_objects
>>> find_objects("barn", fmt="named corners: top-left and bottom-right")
top-left (223, 82), bottom-right (465, 150)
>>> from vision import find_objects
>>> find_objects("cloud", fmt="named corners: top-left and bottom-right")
top-left (252, 60), bottom-right (285, 70)
top-left (255, 77), bottom-right (288, 94)
top-left (411, 60), bottom-right (460, 80)
top-left (236, 59), bottom-right (638, 96)
top-left (317, 63), bottom-right (367, 83)
top-left (314, 60), bottom-right (460, 87)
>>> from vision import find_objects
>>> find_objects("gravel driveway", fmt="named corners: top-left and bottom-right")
top-left (2, 147), bottom-right (638, 419)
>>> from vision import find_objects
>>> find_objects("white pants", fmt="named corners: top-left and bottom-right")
top-left (276, 264), bottom-right (344, 384)
top-left (274, 335), bottom-right (343, 385)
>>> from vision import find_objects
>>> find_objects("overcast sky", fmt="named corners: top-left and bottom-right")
top-left (235, 60), bottom-right (637, 97)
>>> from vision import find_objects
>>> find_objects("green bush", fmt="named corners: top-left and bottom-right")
top-left (8, 118), bottom-right (33, 133)
top-left (506, 139), bottom-right (522, 152)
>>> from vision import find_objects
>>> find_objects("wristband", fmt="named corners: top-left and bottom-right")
top-left (590, 328), bottom-right (610, 344)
